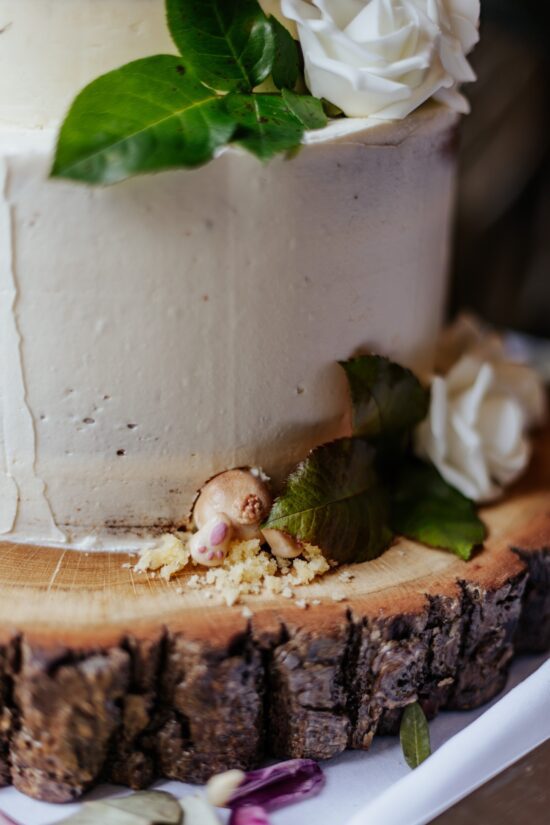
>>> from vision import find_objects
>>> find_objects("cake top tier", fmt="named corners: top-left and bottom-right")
top-left (0, 0), bottom-right (480, 132)
top-left (0, 0), bottom-right (174, 129)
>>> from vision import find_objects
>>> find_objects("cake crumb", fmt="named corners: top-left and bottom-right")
top-left (295, 599), bottom-right (308, 610)
top-left (241, 606), bottom-right (253, 619)
top-left (331, 592), bottom-right (346, 602)
top-left (311, 598), bottom-right (321, 606)
top-left (135, 533), bottom-right (331, 605)
top-left (134, 533), bottom-right (191, 579)
top-left (338, 570), bottom-right (354, 582)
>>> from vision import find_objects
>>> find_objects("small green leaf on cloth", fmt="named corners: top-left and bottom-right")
top-left (281, 89), bottom-right (328, 129)
top-left (270, 16), bottom-right (300, 90)
top-left (225, 93), bottom-right (304, 160)
top-left (391, 460), bottom-right (486, 560)
top-left (59, 790), bottom-right (183, 824)
top-left (400, 702), bottom-right (431, 769)
top-left (263, 438), bottom-right (392, 564)
top-left (51, 56), bottom-right (235, 184)
top-left (340, 356), bottom-right (430, 438)
top-left (166, 0), bottom-right (275, 92)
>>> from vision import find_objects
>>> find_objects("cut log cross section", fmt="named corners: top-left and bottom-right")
top-left (0, 431), bottom-right (549, 803)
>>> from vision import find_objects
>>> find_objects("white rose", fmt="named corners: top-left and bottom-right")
top-left (415, 317), bottom-right (546, 502)
top-left (280, 0), bottom-right (480, 118)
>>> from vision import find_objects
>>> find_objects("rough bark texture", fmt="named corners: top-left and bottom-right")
top-left (514, 547), bottom-right (550, 652)
top-left (0, 548), bottom-right (546, 803)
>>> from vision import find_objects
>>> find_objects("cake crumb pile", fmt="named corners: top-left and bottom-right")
top-left (134, 532), bottom-right (330, 606)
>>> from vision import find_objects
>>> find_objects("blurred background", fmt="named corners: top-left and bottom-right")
top-left (452, 0), bottom-right (550, 338)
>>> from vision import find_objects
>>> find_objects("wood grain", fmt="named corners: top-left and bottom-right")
top-left (0, 430), bottom-right (548, 802)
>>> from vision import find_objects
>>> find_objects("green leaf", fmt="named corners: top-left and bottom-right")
top-left (339, 356), bottom-right (430, 439)
top-left (322, 99), bottom-right (344, 118)
top-left (263, 438), bottom-right (392, 564)
top-left (60, 790), bottom-right (183, 824)
top-left (391, 460), bottom-right (486, 560)
top-left (282, 89), bottom-right (328, 129)
top-left (51, 56), bottom-right (235, 184)
top-left (400, 702), bottom-right (431, 769)
top-left (270, 16), bottom-right (300, 90)
top-left (166, 0), bottom-right (275, 92)
top-left (225, 93), bottom-right (304, 160)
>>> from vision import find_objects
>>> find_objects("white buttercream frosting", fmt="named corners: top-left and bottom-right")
top-left (0, 0), bottom-right (175, 130)
top-left (0, 105), bottom-right (459, 549)
top-left (281, 0), bottom-right (479, 118)
top-left (0, 1), bottom-right (461, 550)
top-left (0, 159), bottom-right (66, 543)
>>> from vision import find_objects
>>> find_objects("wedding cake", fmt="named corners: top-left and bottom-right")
top-left (5, 0), bottom-right (550, 811)
top-left (0, 0), bottom-right (477, 551)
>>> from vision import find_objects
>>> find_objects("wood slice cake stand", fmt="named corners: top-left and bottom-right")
top-left (0, 435), bottom-right (549, 804)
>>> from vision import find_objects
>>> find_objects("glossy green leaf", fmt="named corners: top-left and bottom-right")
top-left (225, 93), bottom-right (304, 159)
top-left (270, 16), bottom-right (300, 90)
top-left (51, 56), bottom-right (235, 184)
top-left (263, 438), bottom-right (392, 564)
top-left (340, 356), bottom-right (430, 439)
top-left (391, 460), bottom-right (486, 560)
top-left (166, 0), bottom-right (275, 92)
top-left (281, 89), bottom-right (328, 129)
top-left (400, 702), bottom-right (431, 769)
top-left (60, 790), bottom-right (183, 824)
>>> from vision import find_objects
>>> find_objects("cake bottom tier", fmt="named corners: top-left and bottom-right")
top-left (0, 432), bottom-right (548, 803)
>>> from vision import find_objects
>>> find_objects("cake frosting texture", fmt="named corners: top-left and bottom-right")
top-left (0, 0), bottom-right (174, 130)
top-left (0, 2), bottom-right (459, 549)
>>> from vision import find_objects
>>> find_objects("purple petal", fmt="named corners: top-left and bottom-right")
top-left (229, 806), bottom-right (270, 825)
top-left (228, 759), bottom-right (325, 812)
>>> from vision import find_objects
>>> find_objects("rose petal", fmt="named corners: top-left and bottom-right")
top-left (229, 806), bottom-right (270, 825)
top-left (478, 397), bottom-right (525, 456)
top-left (435, 314), bottom-right (499, 373)
top-left (492, 362), bottom-right (547, 427)
top-left (281, 0), bottom-right (479, 118)
top-left (415, 316), bottom-right (545, 503)
top-left (228, 759), bottom-right (325, 813)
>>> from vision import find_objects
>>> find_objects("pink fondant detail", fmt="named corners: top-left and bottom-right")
top-left (207, 550), bottom-right (215, 561)
top-left (198, 546), bottom-right (208, 555)
top-left (210, 521), bottom-right (228, 546)
top-left (215, 550), bottom-right (224, 559)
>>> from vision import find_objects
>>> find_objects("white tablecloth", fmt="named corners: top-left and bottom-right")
top-left (0, 653), bottom-right (547, 825)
